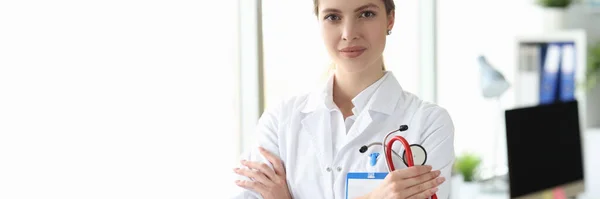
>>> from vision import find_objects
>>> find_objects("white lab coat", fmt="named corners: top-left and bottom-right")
top-left (230, 72), bottom-right (455, 199)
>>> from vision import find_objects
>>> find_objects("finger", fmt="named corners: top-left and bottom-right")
top-left (404, 170), bottom-right (441, 188)
top-left (406, 187), bottom-right (438, 199)
top-left (234, 168), bottom-right (274, 187)
top-left (392, 165), bottom-right (432, 179)
top-left (236, 180), bottom-right (267, 194)
top-left (405, 176), bottom-right (445, 198)
top-left (259, 147), bottom-right (286, 177)
top-left (241, 159), bottom-right (277, 181)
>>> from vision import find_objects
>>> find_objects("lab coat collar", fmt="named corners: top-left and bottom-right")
top-left (299, 71), bottom-right (405, 170)
top-left (367, 71), bottom-right (403, 115)
top-left (300, 71), bottom-right (404, 115)
top-left (352, 72), bottom-right (389, 116)
top-left (300, 72), bottom-right (333, 113)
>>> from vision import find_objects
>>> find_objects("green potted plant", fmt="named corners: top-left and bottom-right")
top-left (587, 41), bottom-right (600, 90)
top-left (455, 153), bottom-right (482, 182)
top-left (535, 0), bottom-right (573, 31)
top-left (453, 153), bottom-right (482, 198)
top-left (536, 0), bottom-right (573, 8)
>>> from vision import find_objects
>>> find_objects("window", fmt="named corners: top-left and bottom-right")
top-left (0, 1), bottom-right (240, 198)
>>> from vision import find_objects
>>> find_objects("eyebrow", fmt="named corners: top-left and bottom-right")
top-left (353, 3), bottom-right (379, 12)
top-left (320, 3), bottom-right (380, 14)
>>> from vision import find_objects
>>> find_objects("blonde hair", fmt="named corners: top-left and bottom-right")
top-left (313, 0), bottom-right (396, 16)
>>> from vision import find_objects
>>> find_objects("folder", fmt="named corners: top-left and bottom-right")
top-left (539, 43), bottom-right (562, 105)
top-left (559, 42), bottom-right (576, 102)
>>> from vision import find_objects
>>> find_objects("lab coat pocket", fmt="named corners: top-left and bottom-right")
top-left (364, 152), bottom-right (388, 173)
top-left (366, 150), bottom-right (411, 173)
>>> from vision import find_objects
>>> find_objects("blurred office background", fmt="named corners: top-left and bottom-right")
top-left (0, 0), bottom-right (599, 198)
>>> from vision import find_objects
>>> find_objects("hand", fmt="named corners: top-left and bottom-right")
top-left (234, 147), bottom-right (292, 199)
top-left (365, 165), bottom-right (445, 199)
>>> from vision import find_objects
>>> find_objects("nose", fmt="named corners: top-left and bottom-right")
top-left (341, 20), bottom-right (359, 41)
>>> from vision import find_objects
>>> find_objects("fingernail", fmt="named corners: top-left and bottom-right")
top-left (432, 187), bottom-right (439, 193)
top-left (437, 177), bottom-right (446, 183)
top-left (259, 147), bottom-right (264, 151)
top-left (233, 168), bottom-right (239, 172)
top-left (435, 170), bottom-right (441, 175)
top-left (427, 165), bottom-right (433, 170)
top-left (241, 160), bottom-right (246, 164)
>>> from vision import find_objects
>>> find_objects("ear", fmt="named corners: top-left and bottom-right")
top-left (387, 10), bottom-right (395, 31)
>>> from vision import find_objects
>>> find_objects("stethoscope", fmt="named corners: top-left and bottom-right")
top-left (359, 125), bottom-right (438, 199)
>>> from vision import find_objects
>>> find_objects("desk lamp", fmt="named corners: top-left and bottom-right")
top-left (477, 55), bottom-right (510, 193)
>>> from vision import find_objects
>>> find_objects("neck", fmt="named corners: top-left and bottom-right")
top-left (332, 61), bottom-right (385, 116)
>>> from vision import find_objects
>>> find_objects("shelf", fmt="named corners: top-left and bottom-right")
top-left (513, 29), bottom-right (597, 129)
top-left (586, 128), bottom-right (600, 134)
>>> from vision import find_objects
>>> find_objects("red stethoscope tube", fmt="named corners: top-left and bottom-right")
top-left (386, 136), bottom-right (438, 199)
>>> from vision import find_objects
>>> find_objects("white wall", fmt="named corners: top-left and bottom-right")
top-left (438, 0), bottom-right (538, 175)
top-left (0, 0), bottom-right (240, 198)
top-left (262, 0), bottom-right (329, 107)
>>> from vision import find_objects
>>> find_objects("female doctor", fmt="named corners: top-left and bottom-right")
top-left (231, 0), bottom-right (455, 198)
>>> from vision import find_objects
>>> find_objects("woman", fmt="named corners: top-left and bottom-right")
top-left (231, 0), bottom-right (454, 198)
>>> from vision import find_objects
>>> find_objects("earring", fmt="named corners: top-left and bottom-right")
top-left (387, 30), bottom-right (392, 35)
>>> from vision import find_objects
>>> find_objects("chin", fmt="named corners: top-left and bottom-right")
top-left (335, 60), bottom-right (371, 73)
top-left (335, 57), bottom-right (379, 73)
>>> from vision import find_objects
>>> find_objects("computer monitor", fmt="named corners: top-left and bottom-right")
top-left (505, 100), bottom-right (585, 199)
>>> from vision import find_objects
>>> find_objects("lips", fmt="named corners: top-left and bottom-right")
top-left (339, 46), bottom-right (366, 58)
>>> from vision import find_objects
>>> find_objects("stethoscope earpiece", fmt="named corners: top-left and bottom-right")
top-left (399, 125), bottom-right (408, 131)
top-left (359, 145), bottom-right (368, 153)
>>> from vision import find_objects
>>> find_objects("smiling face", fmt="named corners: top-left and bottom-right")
top-left (316, 0), bottom-right (395, 73)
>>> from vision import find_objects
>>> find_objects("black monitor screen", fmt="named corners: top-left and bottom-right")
top-left (505, 100), bottom-right (584, 198)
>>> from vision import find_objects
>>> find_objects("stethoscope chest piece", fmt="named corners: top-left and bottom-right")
top-left (402, 144), bottom-right (428, 166)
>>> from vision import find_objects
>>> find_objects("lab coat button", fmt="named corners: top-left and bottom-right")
top-left (336, 167), bottom-right (342, 172)
top-left (326, 167), bottom-right (332, 172)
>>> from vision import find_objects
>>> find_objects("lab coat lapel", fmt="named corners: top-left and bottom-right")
top-left (299, 79), bottom-right (334, 171)
top-left (300, 108), bottom-right (332, 170)
top-left (346, 109), bottom-right (375, 143)
top-left (346, 73), bottom-right (404, 143)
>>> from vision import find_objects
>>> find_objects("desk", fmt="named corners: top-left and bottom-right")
top-left (452, 129), bottom-right (600, 199)
top-left (450, 179), bottom-right (509, 199)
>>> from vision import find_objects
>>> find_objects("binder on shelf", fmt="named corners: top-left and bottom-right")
top-left (514, 30), bottom-right (589, 127)
top-left (539, 43), bottom-right (562, 105)
top-left (559, 42), bottom-right (576, 102)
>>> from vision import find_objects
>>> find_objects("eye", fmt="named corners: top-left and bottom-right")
top-left (360, 11), bottom-right (376, 18)
top-left (324, 14), bottom-right (341, 21)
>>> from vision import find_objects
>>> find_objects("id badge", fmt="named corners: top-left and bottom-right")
top-left (345, 172), bottom-right (388, 199)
